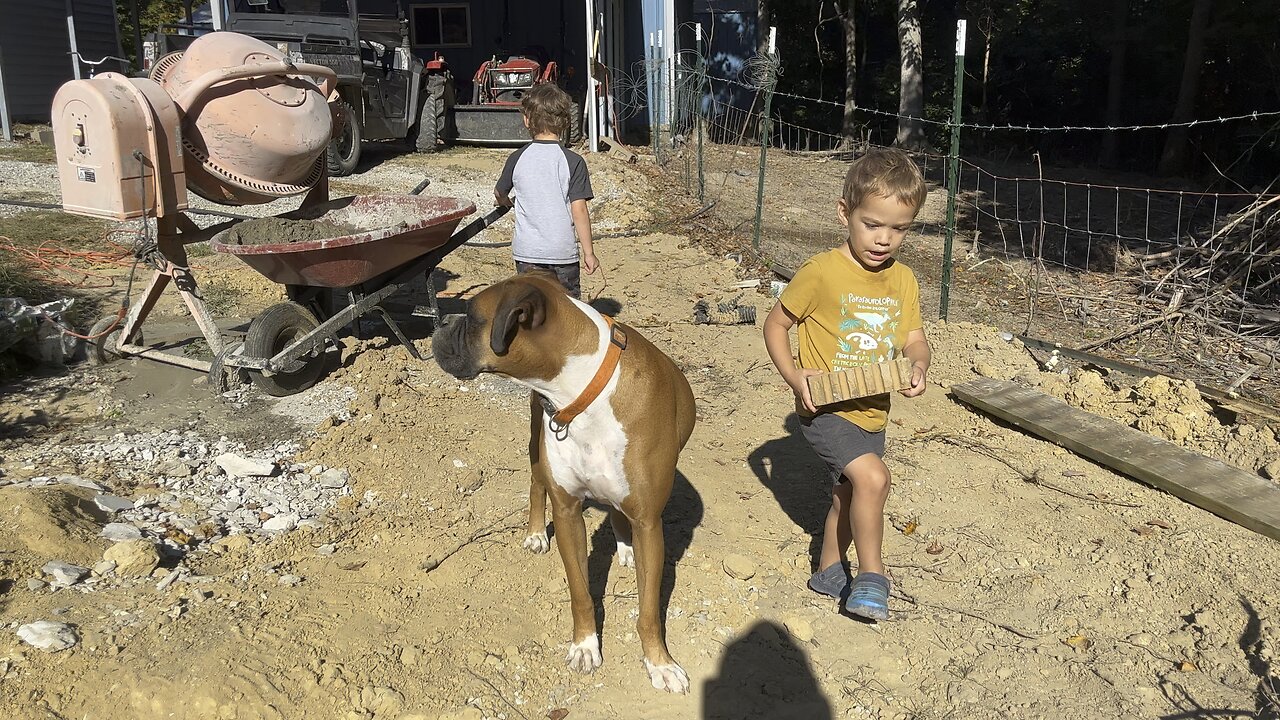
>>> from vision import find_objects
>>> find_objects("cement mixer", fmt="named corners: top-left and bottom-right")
top-left (52, 31), bottom-right (497, 396)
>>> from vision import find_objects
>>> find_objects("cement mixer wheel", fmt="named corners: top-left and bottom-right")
top-left (327, 100), bottom-right (362, 177)
top-left (244, 302), bottom-right (327, 397)
top-left (88, 315), bottom-right (142, 366)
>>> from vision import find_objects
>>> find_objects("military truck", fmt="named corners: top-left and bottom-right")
top-left (144, 0), bottom-right (454, 176)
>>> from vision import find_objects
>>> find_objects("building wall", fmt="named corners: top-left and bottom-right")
top-left (0, 0), bottom-right (123, 122)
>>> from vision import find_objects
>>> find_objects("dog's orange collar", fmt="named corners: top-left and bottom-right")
top-left (544, 315), bottom-right (627, 431)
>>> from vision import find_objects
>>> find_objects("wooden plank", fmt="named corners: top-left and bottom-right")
top-left (951, 377), bottom-right (1280, 542)
top-left (807, 358), bottom-right (913, 406)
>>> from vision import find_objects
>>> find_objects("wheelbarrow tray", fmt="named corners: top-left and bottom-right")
top-left (210, 194), bottom-right (477, 287)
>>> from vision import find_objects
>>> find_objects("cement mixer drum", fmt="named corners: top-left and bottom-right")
top-left (153, 32), bottom-right (333, 206)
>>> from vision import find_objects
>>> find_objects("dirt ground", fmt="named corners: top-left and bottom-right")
top-left (1, 142), bottom-right (1279, 720)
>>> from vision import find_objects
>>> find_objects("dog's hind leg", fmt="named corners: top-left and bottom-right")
top-left (523, 394), bottom-right (551, 554)
top-left (552, 495), bottom-right (602, 673)
top-left (609, 510), bottom-right (635, 568)
top-left (632, 514), bottom-right (688, 693)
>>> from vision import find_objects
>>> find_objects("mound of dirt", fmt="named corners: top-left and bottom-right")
top-left (924, 319), bottom-right (1044, 388)
top-left (1044, 370), bottom-right (1280, 480)
top-left (225, 217), bottom-right (360, 246)
top-left (0, 485), bottom-right (107, 569)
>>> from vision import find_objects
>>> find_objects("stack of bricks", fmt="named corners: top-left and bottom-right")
top-left (806, 358), bottom-right (914, 406)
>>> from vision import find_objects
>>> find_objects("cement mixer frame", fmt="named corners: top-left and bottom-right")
top-left (54, 32), bottom-right (504, 397)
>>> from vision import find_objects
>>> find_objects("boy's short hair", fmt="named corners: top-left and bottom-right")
top-left (521, 84), bottom-right (573, 137)
top-left (842, 148), bottom-right (928, 214)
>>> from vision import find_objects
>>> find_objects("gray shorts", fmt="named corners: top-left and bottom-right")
top-left (799, 412), bottom-right (886, 485)
top-left (516, 261), bottom-right (581, 299)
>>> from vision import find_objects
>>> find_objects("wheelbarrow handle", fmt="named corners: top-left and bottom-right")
top-left (452, 206), bottom-right (510, 243)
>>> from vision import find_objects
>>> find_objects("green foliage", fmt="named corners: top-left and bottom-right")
top-left (115, 0), bottom-right (189, 60)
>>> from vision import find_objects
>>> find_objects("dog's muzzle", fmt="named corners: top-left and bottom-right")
top-left (431, 313), bottom-right (480, 379)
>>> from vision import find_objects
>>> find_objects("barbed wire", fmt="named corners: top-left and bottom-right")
top-left (709, 73), bottom-right (1280, 133)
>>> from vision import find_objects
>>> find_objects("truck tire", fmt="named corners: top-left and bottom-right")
top-left (327, 100), bottom-right (361, 177)
top-left (567, 101), bottom-right (583, 146)
top-left (413, 75), bottom-right (449, 153)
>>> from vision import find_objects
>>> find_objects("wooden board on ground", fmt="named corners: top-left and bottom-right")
top-left (952, 377), bottom-right (1280, 542)
top-left (807, 358), bottom-right (913, 406)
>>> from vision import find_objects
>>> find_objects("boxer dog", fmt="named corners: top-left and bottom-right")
top-left (431, 272), bottom-right (697, 693)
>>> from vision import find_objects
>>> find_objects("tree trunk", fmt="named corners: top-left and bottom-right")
top-left (1100, 0), bottom-right (1129, 167)
top-left (1157, 0), bottom-right (1213, 175)
top-left (841, 0), bottom-right (857, 147)
top-left (895, 0), bottom-right (927, 150)
top-left (758, 0), bottom-right (772, 55)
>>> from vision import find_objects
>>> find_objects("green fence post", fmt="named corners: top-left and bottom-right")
top-left (696, 23), bottom-right (706, 203)
top-left (940, 19), bottom-right (967, 321)
top-left (753, 28), bottom-right (778, 252)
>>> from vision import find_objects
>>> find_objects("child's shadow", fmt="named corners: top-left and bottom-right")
top-left (746, 413), bottom-right (832, 571)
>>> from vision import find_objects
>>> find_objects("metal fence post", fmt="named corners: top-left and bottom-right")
top-left (752, 28), bottom-right (778, 251)
top-left (647, 34), bottom-right (658, 161)
top-left (696, 23), bottom-right (706, 203)
top-left (940, 19), bottom-right (967, 320)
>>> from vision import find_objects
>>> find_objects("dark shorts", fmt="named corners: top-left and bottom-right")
top-left (800, 412), bottom-right (886, 485)
top-left (516, 261), bottom-right (581, 299)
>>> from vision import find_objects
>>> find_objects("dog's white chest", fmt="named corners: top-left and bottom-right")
top-left (543, 403), bottom-right (631, 508)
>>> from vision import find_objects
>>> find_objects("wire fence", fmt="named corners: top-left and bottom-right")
top-left (605, 29), bottom-right (1280, 395)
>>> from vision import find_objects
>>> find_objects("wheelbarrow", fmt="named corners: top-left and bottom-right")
top-left (201, 194), bottom-right (507, 396)
top-left (85, 184), bottom-right (506, 398)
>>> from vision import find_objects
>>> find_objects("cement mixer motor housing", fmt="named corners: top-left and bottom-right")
top-left (146, 1), bottom-right (455, 176)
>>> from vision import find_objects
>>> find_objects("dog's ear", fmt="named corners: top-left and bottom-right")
top-left (489, 282), bottom-right (547, 355)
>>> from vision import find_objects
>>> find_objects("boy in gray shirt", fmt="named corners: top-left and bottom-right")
top-left (494, 84), bottom-right (598, 298)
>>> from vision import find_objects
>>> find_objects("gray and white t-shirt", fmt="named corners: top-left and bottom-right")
top-left (496, 140), bottom-right (594, 264)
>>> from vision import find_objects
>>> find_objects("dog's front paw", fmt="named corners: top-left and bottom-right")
top-left (643, 658), bottom-right (689, 693)
top-left (565, 634), bottom-right (602, 674)
top-left (615, 541), bottom-right (635, 568)
top-left (523, 531), bottom-right (550, 554)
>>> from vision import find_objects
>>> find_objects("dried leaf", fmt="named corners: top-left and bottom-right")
top-left (1089, 492), bottom-right (1111, 501)
top-left (902, 521), bottom-right (918, 536)
top-left (1063, 634), bottom-right (1093, 652)
top-left (891, 419), bottom-right (905, 427)
top-left (1178, 661), bottom-right (1198, 672)
top-left (1090, 538), bottom-right (1105, 547)
top-left (548, 710), bottom-right (570, 720)
top-left (1146, 519), bottom-right (1174, 530)
top-left (339, 560), bottom-right (368, 571)
top-left (1131, 525), bottom-right (1157, 537)
top-left (925, 540), bottom-right (944, 555)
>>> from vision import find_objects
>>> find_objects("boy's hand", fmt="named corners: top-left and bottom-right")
top-left (899, 363), bottom-right (928, 398)
top-left (494, 190), bottom-right (514, 208)
top-left (790, 368), bottom-right (823, 413)
top-left (582, 252), bottom-right (599, 274)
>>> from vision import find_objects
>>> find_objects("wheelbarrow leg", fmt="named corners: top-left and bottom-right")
top-left (347, 290), bottom-right (363, 340)
top-left (369, 306), bottom-right (423, 361)
top-left (411, 270), bottom-right (442, 327)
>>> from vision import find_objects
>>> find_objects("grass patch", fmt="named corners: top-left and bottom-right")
top-left (0, 143), bottom-right (55, 164)
top-left (201, 283), bottom-right (243, 316)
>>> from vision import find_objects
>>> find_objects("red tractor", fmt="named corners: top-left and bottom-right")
top-left (420, 48), bottom-right (581, 149)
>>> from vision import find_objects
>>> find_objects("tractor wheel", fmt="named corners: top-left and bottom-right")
top-left (243, 302), bottom-right (327, 397)
top-left (87, 314), bottom-right (141, 366)
top-left (567, 102), bottom-right (584, 146)
top-left (327, 100), bottom-right (361, 177)
top-left (413, 75), bottom-right (450, 153)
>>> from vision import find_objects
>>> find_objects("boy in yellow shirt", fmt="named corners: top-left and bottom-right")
top-left (763, 148), bottom-right (932, 621)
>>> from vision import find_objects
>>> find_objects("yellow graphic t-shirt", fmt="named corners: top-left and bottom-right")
top-left (779, 249), bottom-right (923, 432)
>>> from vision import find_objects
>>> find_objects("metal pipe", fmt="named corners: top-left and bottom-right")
top-left (174, 61), bottom-right (337, 110)
top-left (0, 42), bottom-right (12, 142)
top-left (585, 0), bottom-right (599, 152)
top-left (211, 0), bottom-right (225, 32)
top-left (66, 0), bottom-right (82, 80)
top-left (117, 344), bottom-right (213, 373)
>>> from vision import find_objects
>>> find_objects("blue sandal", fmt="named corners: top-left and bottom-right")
top-left (845, 572), bottom-right (890, 620)
top-left (807, 563), bottom-right (851, 599)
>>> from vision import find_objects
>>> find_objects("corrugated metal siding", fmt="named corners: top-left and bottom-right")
top-left (0, 0), bottom-right (122, 122)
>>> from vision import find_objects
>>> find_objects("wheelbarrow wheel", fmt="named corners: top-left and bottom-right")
top-left (244, 302), bottom-right (327, 397)
top-left (87, 314), bottom-right (142, 366)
